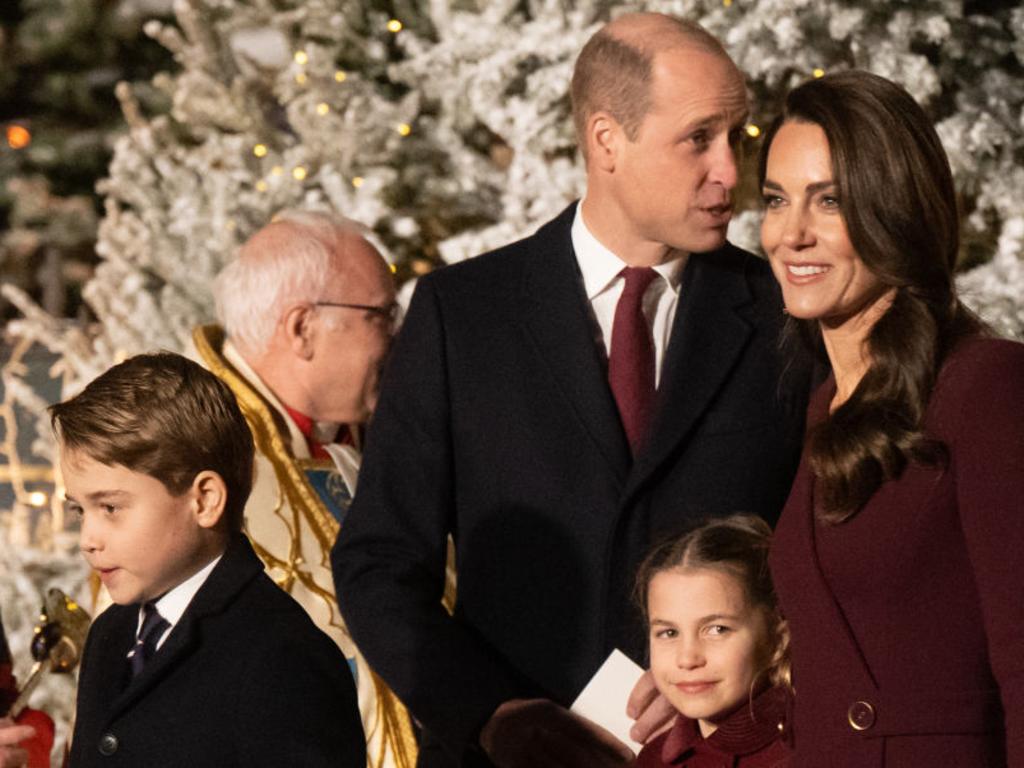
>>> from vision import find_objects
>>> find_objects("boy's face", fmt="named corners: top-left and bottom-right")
top-left (62, 448), bottom-right (209, 605)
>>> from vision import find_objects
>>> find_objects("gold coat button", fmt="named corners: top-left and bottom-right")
top-left (848, 700), bottom-right (876, 731)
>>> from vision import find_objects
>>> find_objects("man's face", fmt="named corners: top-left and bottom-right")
top-left (609, 47), bottom-right (748, 255)
top-left (305, 237), bottom-right (396, 425)
top-left (65, 448), bottom-right (206, 605)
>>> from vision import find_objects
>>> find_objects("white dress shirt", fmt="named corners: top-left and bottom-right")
top-left (571, 204), bottom-right (687, 387)
top-left (135, 554), bottom-right (222, 651)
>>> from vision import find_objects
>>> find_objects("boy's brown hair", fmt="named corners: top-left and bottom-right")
top-left (50, 352), bottom-right (254, 531)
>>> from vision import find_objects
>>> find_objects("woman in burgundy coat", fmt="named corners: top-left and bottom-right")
top-left (759, 70), bottom-right (1024, 766)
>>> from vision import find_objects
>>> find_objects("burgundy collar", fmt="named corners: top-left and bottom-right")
top-left (661, 685), bottom-right (789, 763)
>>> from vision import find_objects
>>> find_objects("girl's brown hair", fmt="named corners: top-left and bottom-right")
top-left (636, 514), bottom-right (790, 689)
top-left (757, 70), bottom-right (983, 522)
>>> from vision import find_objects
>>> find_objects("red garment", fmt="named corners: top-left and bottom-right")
top-left (280, 404), bottom-right (352, 458)
top-left (770, 337), bottom-right (1024, 767)
top-left (15, 708), bottom-right (54, 768)
top-left (636, 686), bottom-right (791, 767)
top-left (2, 663), bottom-right (56, 768)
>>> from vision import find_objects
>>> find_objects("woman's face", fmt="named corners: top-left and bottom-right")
top-left (760, 120), bottom-right (887, 328)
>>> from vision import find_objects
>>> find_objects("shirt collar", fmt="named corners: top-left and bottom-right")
top-left (661, 685), bottom-right (789, 763)
top-left (147, 554), bottom-right (222, 631)
top-left (281, 404), bottom-right (341, 447)
top-left (571, 202), bottom-right (686, 300)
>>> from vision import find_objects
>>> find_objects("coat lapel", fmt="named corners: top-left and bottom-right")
top-left (519, 204), bottom-right (631, 485)
top-left (791, 382), bottom-right (879, 695)
top-left (624, 250), bottom-right (756, 501)
top-left (104, 535), bottom-right (263, 722)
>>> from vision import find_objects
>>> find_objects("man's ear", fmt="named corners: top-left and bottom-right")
top-left (588, 112), bottom-right (621, 173)
top-left (281, 303), bottom-right (316, 360)
top-left (191, 471), bottom-right (227, 530)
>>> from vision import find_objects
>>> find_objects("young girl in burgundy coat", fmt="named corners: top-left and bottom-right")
top-left (634, 515), bottom-right (791, 768)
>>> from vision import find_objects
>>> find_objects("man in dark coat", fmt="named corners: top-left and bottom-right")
top-left (332, 12), bottom-right (809, 768)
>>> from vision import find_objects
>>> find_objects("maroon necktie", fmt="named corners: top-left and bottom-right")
top-left (608, 267), bottom-right (658, 453)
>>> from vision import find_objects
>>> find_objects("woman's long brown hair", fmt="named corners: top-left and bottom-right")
top-left (758, 70), bottom-right (983, 523)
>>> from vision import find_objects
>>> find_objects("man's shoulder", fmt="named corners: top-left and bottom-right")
top-left (422, 203), bottom-right (576, 291)
top-left (696, 241), bottom-right (773, 281)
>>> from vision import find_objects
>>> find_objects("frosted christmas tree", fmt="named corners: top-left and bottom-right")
top-left (3, 0), bottom-right (1022, 399)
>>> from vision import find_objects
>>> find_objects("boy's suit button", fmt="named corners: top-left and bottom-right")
top-left (98, 733), bottom-right (119, 755)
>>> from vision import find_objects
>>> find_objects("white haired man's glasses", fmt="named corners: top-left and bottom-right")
top-left (313, 300), bottom-right (400, 330)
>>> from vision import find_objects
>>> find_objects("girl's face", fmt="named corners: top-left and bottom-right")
top-left (647, 567), bottom-right (772, 736)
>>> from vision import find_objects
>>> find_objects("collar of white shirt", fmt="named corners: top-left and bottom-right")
top-left (571, 202), bottom-right (686, 300)
top-left (137, 554), bottom-right (223, 647)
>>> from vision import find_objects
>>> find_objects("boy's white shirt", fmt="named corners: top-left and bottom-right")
top-left (136, 554), bottom-right (222, 651)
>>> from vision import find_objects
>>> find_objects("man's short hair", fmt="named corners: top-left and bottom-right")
top-left (50, 352), bottom-right (254, 532)
top-left (214, 210), bottom-right (372, 355)
top-left (570, 14), bottom-right (728, 159)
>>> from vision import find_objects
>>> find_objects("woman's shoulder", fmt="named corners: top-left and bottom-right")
top-left (937, 334), bottom-right (1024, 386)
top-left (930, 334), bottom-right (1024, 424)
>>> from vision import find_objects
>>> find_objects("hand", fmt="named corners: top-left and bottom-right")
top-left (626, 670), bottom-right (677, 744)
top-left (479, 698), bottom-right (634, 768)
top-left (0, 718), bottom-right (35, 768)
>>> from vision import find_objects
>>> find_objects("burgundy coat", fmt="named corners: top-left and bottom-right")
top-left (771, 337), bottom-right (1024, 766)
top-left (635, 686), bottom-right (791, 768)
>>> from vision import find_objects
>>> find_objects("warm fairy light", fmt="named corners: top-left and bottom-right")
top-left (723, 0), bottom-right (733, 6)
top-left (746, 124), bottom-right (761, 138)
top-left (295, 72), bottom-right (308, 85)
top-left (255, 180), bottom-right (269, 192)
top-left (27, 491), bottom-right (48, 507)
top-left (387, 19), bottom-right (403, 33)
top-left (388, 263), bottom-right (397, 274)
top-left (6, 125), bottom-right (31, 149)
top-left (271, 165), bottom-right (284, 176)
top-left (292, 166), bottom-right (308, 181)
top-left (253, 143), bottom-right (268, 157)
top-left (813, 68), bottom-right (826, 78)
top-left (334, 70), bottom-right (347, 82)
top-left (317, 102), bottom-right (330, 116)
top-left (65, 599), bottom-right (79, 611)
top-left (352, 176), bottom-right (365, 188)
top-left (294, 50), bottom-right (309, 65)
top-left (396, 123), bottom-right (412, 136)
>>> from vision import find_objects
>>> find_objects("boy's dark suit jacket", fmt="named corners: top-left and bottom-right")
top-left (70, 534), bottom-right (366, 768)
top-left (332, 203), bottom-right (812, 766)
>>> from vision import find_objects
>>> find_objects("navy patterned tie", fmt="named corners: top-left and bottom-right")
top-left (128, 602), bottom-right (170, 678)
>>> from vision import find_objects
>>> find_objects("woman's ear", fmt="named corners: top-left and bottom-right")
top-left (191, 470), bottom-right (228, 530)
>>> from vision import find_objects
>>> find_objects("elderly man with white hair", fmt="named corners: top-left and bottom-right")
top-left (192, 210), bottom-right (416, 768)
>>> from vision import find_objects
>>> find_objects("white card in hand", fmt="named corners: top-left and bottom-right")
top-left (570, 648), bottom-right (646, 755)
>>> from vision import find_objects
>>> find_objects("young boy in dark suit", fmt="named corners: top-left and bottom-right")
top-left (54, 353), bottom-right (366, 768)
